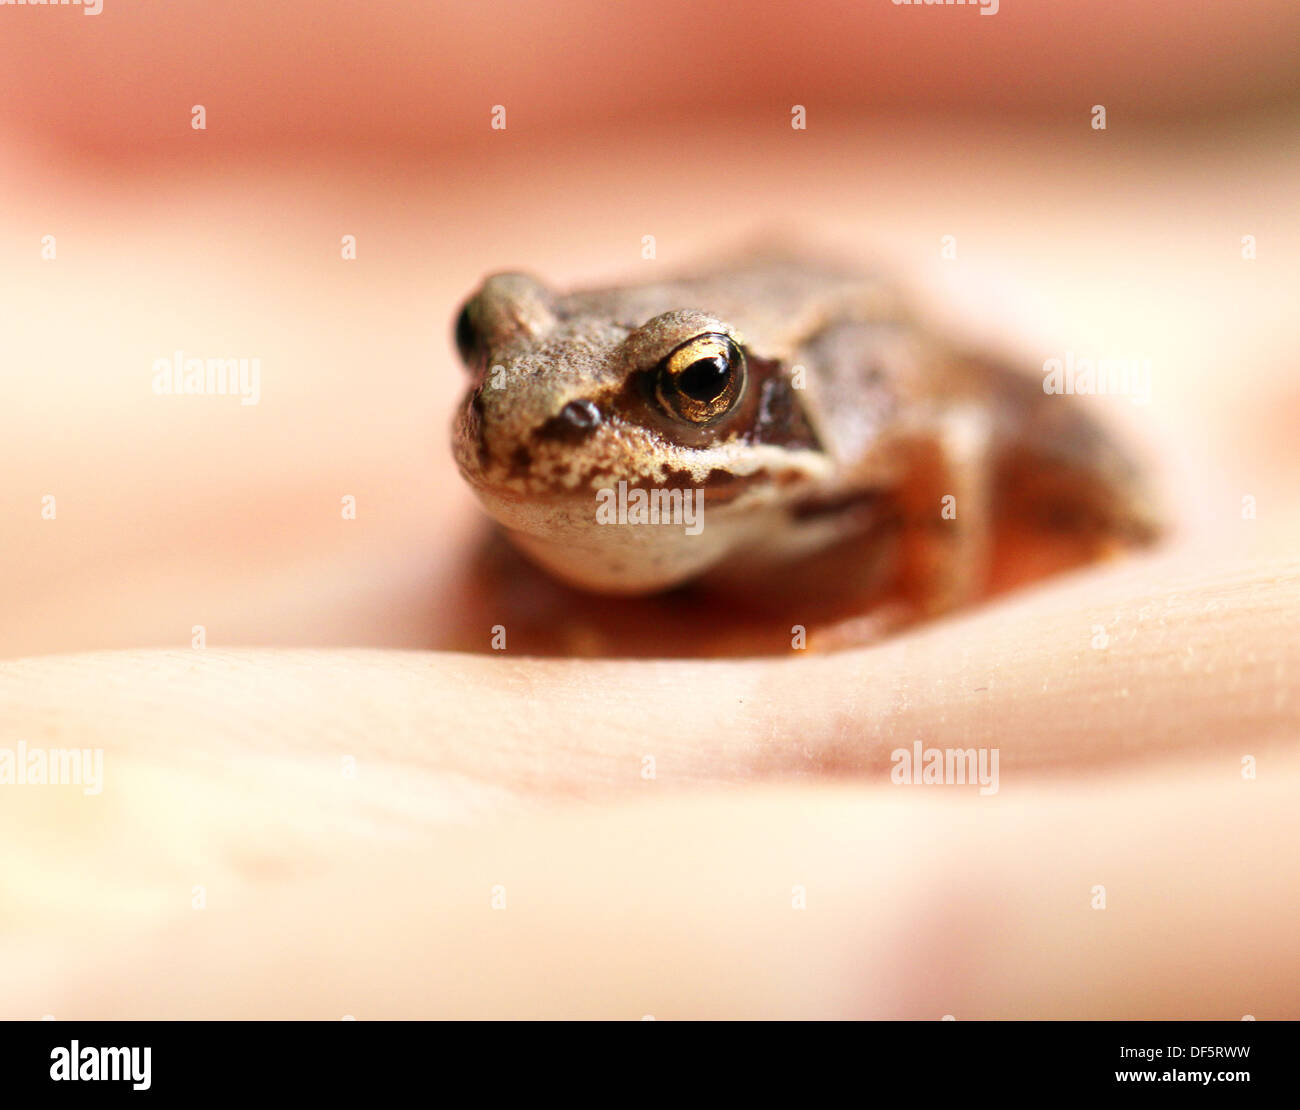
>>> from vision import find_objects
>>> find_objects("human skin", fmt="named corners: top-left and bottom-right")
top-left (2, 5), bottom-right (1298, 1019)
top-left (2, 551), bottom-right (1298, 1018)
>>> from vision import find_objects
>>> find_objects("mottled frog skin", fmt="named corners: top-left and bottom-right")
top-left (451, 252), bottom-right (1158, 634)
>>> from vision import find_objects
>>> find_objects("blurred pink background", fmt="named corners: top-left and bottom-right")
top-left (5, 1), bottom-right (1300, 159)
top-left (2, 0), bottom-right (1298, 657)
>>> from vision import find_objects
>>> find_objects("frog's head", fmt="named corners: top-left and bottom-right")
top-left (450, 272), bottom-right (832, 594)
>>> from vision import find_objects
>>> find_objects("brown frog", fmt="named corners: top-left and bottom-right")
top-left (450, 252), bottom-right (1159, 650)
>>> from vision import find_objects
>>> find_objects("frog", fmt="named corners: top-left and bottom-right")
top-left (450, 250), bottom-right (1160, 650)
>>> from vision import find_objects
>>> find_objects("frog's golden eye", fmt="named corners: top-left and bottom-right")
top-left (654, 333), bottom-right (746, 424)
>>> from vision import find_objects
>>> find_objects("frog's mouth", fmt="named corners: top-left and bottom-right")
top-left (451, 378), bottom-right (835, 592)
top-left (464, 478), bottom-right (757, 595)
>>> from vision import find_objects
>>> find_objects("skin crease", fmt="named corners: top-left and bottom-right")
top-left (2, 6), bottom-right (1300, 1019)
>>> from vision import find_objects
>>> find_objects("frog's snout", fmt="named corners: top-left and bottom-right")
top-left (453, 272), bottom-right (558, 378)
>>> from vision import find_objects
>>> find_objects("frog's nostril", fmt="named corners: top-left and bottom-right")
top-left (561, 399), bottom-right (602, 430)
top-left (535, 399), bottom-right (602, 444)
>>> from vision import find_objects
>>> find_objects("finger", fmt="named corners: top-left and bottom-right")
top-left (7, 754), bottom-right (1298, 1019)
top-left (0, 551), bottom-right (1294, 806)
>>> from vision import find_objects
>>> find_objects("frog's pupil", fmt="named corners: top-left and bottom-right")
top-left (678, 355), bottom-right (729, 402)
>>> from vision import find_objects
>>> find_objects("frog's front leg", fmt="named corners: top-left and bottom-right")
top-left (895, 405), bottom-right (997, 618)
top-left (806, 407), bottom-right (995, 653)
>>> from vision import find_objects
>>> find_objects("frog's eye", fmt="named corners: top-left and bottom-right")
top-left (654, 333), bottom-right (746, 424)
